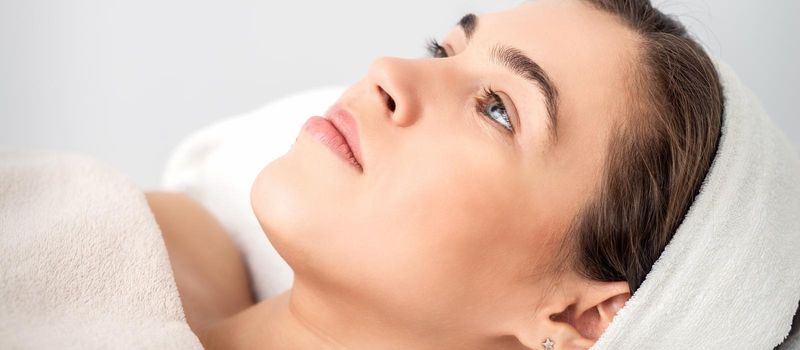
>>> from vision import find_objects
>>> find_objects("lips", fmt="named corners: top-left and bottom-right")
top-left (325, 104), bottom-right (364, 167)
top-left (300, 104), bottom-right (364, 171)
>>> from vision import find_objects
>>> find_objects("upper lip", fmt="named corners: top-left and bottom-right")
top-left (324, 104), bottom-right (364, 170)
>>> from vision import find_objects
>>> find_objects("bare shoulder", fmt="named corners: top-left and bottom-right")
top-left (145, 191), bottom-right (255, 337)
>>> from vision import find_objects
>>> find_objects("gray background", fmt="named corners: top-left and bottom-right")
top-left (1, 0), bottom-right (797, 189)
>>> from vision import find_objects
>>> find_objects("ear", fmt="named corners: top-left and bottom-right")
top-left (513, 279), bottom-right (630, 350)
top-left (567, 280), bottom-right (630, 341)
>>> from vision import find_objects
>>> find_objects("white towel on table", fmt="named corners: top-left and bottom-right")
top-left (161, 61), bottom-right (800, 349)
top-left (0, 149), bottom-right (202, 349)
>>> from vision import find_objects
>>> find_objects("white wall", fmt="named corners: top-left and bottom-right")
top-left (1, 0), bottom-right (797, 188)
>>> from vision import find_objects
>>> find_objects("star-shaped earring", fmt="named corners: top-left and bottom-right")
top-left (542, 337), bottom-right (555, 350)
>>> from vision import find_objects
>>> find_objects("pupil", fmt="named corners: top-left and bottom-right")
top-left (490, 104), bottom-right (503, 114)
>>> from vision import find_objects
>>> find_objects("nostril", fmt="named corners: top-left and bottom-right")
top-left (378, 86), bottom-right (396, 113)
top-left (387, 95), bottom-right (396, 113)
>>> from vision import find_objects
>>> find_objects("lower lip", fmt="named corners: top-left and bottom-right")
top-left (301, 116), bottom-right (362, 170)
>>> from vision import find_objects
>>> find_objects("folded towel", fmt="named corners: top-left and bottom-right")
top-left (0, 149), bottom-right (202, 349)
top-left (161, 61), bottom-right (800, 348)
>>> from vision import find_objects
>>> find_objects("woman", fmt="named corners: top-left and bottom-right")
top-left (147, 0), bottom-right (725, 348)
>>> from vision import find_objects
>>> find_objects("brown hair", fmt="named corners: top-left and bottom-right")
top-left (561, 0), bottom-right (724, 294)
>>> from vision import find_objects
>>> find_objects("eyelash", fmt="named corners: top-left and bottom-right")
top-left (425, 39), bottom-right (515, 134)
top-left (426, 38), bottom-right (449, 58)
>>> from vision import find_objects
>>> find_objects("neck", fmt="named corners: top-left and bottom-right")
top-left (200, 288), bottom-right (341, 350)
top-left (201, 281), bottom-right (525, 350)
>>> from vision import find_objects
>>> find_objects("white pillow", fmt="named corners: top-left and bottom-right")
top-left (160, 86), bottom-right (347, 302)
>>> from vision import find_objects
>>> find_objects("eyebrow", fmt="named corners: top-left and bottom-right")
top-left (458, 13), bottom-right (478, 41)
top-left (457, 13), bottom-right (560, 143)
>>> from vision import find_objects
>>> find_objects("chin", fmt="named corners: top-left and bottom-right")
top-left (250, 132), bottom-right (360, 275)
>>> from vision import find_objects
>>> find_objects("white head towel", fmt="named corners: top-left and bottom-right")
top-left (591, 61), bottom-right (800, 349)
top-left (161, 61), bottom-right (800, 349)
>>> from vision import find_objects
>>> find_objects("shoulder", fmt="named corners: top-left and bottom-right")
top-left (145, 191), bottom-right (255, 335)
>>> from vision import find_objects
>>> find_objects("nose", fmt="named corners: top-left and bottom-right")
top-left (366, 57), bottom-right (422, 127)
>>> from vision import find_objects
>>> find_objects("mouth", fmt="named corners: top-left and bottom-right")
top-left (325, 104), bottom-right (364, 168)
top-left (300, 104), bottom-right (364, 172)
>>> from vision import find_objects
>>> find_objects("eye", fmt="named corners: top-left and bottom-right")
top-left (476, 87), bottom-right (515, 133)
top-left (425, 38), bottom-right (449, 58)
top-left (424, 38), bottom-right (515, 134)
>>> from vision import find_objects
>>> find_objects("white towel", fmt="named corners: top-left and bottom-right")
top-left (590, 61), bottom-right (800, 349)
top-left (161, 61), bottom-right (800, 348)
top-left (0, 149), bottom-right (202, 349)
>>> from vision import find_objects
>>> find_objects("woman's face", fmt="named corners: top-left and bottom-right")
top-left (252, 0), bottom-right (636, 339)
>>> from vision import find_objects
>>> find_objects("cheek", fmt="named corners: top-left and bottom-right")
top-left (355, 136), bottom-right (544, 322)
top-left (250, 118), bottom-right (551, 328)
top-left (384, 152), bottom-right (520, 247)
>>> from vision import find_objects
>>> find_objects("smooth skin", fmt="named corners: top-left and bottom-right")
top-left (151, 0), bottom-right (640, 349)
top-left (145, 192), bottom-right (254, 339)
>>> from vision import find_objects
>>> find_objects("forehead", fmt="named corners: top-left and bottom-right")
top-left (449, 0), bottom-right (640, 153)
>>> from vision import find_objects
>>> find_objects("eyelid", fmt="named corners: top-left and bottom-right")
top-left (443, 43), bottom-right (455, 57)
